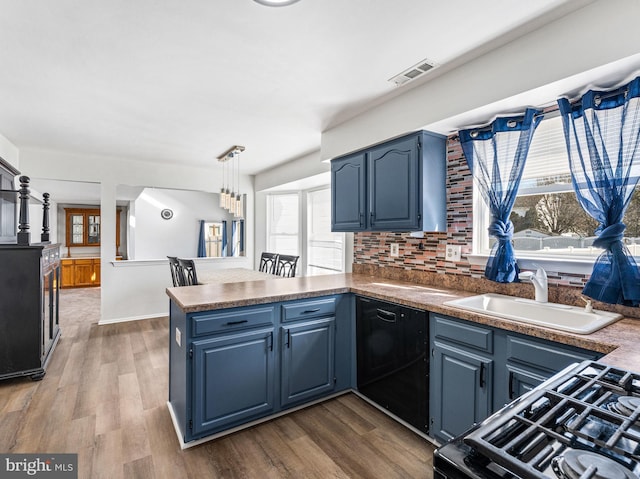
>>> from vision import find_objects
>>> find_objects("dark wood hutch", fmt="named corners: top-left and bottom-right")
top-left (0, 159), bottom-right (61, 381)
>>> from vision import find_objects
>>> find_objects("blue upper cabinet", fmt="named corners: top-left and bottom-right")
top-left (369, 134), bottom-right (420, 231)
top-left (331, 130), bottom-right (446, 232)
top-left (331, 152), bottom-right (367, 231)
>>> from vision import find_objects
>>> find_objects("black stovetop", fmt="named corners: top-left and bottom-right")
top-left (434, 361), bottom-right (640, 479)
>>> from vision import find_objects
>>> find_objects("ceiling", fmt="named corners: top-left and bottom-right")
top-left (0, 0), bottom-right (581, 177)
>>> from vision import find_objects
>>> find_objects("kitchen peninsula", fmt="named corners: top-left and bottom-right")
top-left (166, 272), bottom-right (640, 447)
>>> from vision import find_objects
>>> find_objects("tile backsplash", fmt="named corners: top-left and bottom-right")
top-left (352, 135), bottom-right (640, 319)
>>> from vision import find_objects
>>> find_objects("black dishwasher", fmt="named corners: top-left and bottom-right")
top-left (356, 296), bottom-right (428, 433)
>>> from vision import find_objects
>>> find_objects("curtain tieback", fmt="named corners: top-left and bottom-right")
top-left (593, 223), bottom-right (626, 249)
top-left (488, 220), bottom-right (514, 242)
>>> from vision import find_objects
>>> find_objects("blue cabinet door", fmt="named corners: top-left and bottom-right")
top-left (368, 134), bottom-right (420, 231)
top-left (505, 365), bottom-right (546, 404)
top-left (430, 341), bottom-right (493, 444)
top-left (281, 317), bottom-right (336, 407)
top-left (497, 334), bottom-right (600, 408)
top-left (331, 152), bottom-right (367, 231)
top-left (331, 130), bottom-right (446, 232)
top-left (192, 327), bottom-right (275, 437)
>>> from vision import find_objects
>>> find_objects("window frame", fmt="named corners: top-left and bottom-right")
top-left (306, 187), bottom-right (345, 276)
top-left (266, 191), bottom-right (301, 258)
top-left (265, 187), bottom-right (346, 277)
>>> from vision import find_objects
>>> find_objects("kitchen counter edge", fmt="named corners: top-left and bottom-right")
top-left (166, 273), bottom-right (639, 371)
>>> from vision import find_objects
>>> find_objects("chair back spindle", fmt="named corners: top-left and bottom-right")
top-left (275, 254), bottom-right (299, 278)
top-left (259, 252), bottom-right (279, 274)
top-left (177, 258), bottom-right (199, 286)
top-left (167, 256), bottom-right (183, 287)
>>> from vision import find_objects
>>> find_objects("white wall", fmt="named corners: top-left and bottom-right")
top-left (130, 187), bottom-right (238, 260)
top-left (321, 0), bottom-right (640, 160)
top-left (0, 132), bottom-right (19, 171)
top-left (18, 147), bottom-right (253, 323)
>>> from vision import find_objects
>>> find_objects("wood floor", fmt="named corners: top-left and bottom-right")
top-left (0, 288), bottom-right (435, 478)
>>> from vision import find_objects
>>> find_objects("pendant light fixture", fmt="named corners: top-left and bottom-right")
top-left (225, 155), bottom-right (232, 211)
top-left (217, 145), bottom-right (245, 216)
top-left (219, 159), bottom-right (226, 209)
top-left (234, 149), bottom-right (243, 219)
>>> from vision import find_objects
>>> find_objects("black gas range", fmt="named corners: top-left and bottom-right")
top-left (434, 361), bottom-right (640, 478)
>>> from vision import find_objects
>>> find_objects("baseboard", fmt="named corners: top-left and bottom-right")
top-left (98, 312), bottom-right (168, 325)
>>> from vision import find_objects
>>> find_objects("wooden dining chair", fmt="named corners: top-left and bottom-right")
top-left (177, 258), bottom-right (199, 286)
top-left (167, 256), bottom-right (183, 287)
top-left (275, 254), bottom-right (299, 278)
top-left (259, 252), bottom-right (279, 274)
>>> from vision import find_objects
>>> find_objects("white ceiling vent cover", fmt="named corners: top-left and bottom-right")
top-left (389, 58), bottom-right (438, 86)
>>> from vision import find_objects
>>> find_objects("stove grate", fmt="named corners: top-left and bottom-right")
top-left (464, 362), bottom-right (640, 478)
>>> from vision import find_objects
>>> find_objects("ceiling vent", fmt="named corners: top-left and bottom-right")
top-left (389, 58), bottom-right (437, 86)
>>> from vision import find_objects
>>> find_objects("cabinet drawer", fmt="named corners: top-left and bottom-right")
top-left (74, 258), bottom-right (96, 265)
top-left (432, 314), bottom-right (493, 353)
top-left (192, 306), bottom-right (275, 337)
top-left (281, 297), bottom-right (336, 322)
top-left (505, 335), bottom-right (595, 373)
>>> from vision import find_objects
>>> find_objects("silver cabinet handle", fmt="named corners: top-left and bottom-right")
top-left (376, 309), bottom-right (396, 322)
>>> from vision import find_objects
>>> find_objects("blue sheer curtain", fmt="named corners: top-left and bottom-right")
top-left (460, 108), bottom-right (542, 283)
top-left (221, 220), bottom-right (228, 257)
top-left (231, 221), bottom-right (237, 257)
top-left (558, 76), bottom-right (640, 306)
top-left (197, 220), bottom-right (206, 257)
top-left (239, 220), bottom-right (244, 254)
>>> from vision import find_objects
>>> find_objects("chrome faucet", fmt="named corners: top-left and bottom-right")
top-left (519, 267), bottom-right (548, 303)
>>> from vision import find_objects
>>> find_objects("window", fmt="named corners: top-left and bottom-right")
top-left (266, 188), bottom-right (346, 277)
top-left (65, 208), bottom-right (102, 246)
top-left (64, 207), bottom-right (121, 250)
top-left (307, 189), bottom-right (344, 275)
top-left (267, 193), bottom-right (299, 256)
top-left (203, 222), bottom-right (224, 257)
top-left (474, 114), bottom-right (640, 260)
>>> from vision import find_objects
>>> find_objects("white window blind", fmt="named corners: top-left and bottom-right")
top-left (519, 115), bottom-right (572, 194)
top-left (267, 193), bottom-right (299, 256)
top-left (307, 189), bottom-right (344, 275)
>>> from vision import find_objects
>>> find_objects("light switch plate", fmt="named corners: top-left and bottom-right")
top-left (390, 243), bottom-right (400, 257)
top-left (445, 244), bottom-right (461, 262)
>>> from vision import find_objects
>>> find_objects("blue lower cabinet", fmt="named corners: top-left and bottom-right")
top-left (170, 295), bottom-right (353, 444)
top-left (498, 334), bottom-right (600, 407)
top-left (428, 313), bottom-right (602, 444)
top-left (281, 317), bottom-right (336, 407)
top-left (191, 327), bottom-right (275, 436)
top-left (430, 341), bottom-right (493, 444)
top-left (505, 364), bottom-right (546, 402)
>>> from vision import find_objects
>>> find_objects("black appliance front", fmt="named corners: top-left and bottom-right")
top-left (356, 296), bottom-right (428, 433)
top-left (434, 436), bottom-right (513, 479)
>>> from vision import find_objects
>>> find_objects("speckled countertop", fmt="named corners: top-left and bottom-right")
top-left (166, 273), bottom-right (640, 371)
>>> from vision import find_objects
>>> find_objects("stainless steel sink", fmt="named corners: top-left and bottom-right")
top-left (443, 293), bottom-right (622, 334)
